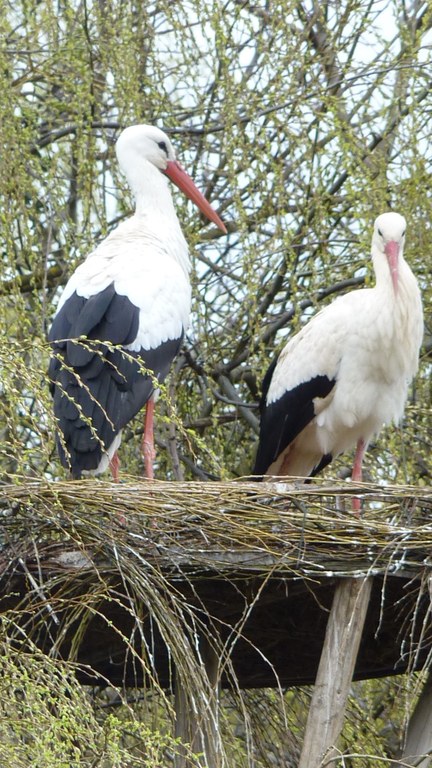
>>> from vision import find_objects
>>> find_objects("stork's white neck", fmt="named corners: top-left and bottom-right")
top-left (370, 237), bottom-right (423, 379)
top-left (123, 158), bottom-right (191, 276)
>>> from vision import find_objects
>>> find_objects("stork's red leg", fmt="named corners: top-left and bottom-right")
top-left (351, 438), bottom-right (366, 514)
top-left (142, 398), bottom-right (156, 479)
top-left (109, 451), bottom-right (120, 482)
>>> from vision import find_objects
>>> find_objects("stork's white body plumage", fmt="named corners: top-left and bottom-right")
top-left (49, 124), bottom-right (226, 479)
top-left (253, 213), bottom-right (423, 490)
top-left (56, 219), bottom-right (191, 353)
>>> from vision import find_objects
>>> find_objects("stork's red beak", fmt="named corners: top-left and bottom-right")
top-left (384, 240), bottom-right (399, 293)
top-left (164, 160), bottom-right (227, 234)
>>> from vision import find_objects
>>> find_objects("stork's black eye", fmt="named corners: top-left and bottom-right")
top-left (402, 230), bottom-right (406, 237)
top-left (377, 228), bottom-right (383, 237)
top-left (157, 140), bottom-right (168, 155)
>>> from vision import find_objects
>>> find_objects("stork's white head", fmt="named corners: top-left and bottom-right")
top-left (372, 212), bottom-right (406, 293)
top-left (116, 124), bottom-right (177, 172)
top-left (115, 124), bottom-right (226, 232)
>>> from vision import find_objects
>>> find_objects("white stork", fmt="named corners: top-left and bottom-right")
top-left (253, 212), bottom-right (423, 508)
top-left (48, 124), bottom-right (226, 480)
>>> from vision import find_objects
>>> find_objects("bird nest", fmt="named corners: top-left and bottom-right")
top-left (1, 477), bottom-right (432, 690)
top-left (1, 477), bottom-right (431, 576)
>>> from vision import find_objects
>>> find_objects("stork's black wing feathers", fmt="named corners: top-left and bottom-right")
top-left (258, 355), bottom-right (278, 414)
top-left (309, 452), bottom-right (333, 477)
top-left (253, 369), bottom-right (335, 475)
top-left (49, 284), bottom-right (140, 370)
top-left (48, 283), bottom-right (182, 477)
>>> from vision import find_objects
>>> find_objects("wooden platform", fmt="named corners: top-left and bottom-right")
top-left (1, 479), bottom-right (431, 691)
top-left (4, 572), bottom-right (428, 689)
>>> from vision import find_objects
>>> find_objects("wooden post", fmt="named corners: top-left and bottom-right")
top-left (298, 576), bottom-right (373, 768)
top-left (200, 635), bottom-right (221, 766)
top-left (174, 633), bottom-right (221, 768)
top-left (398, 670), bottom-right (432, 767)
top-left (174, 681), bottom-right (192, 768)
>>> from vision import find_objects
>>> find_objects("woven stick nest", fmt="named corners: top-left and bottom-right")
top-left (1, 478), bottom-right (431, 579)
